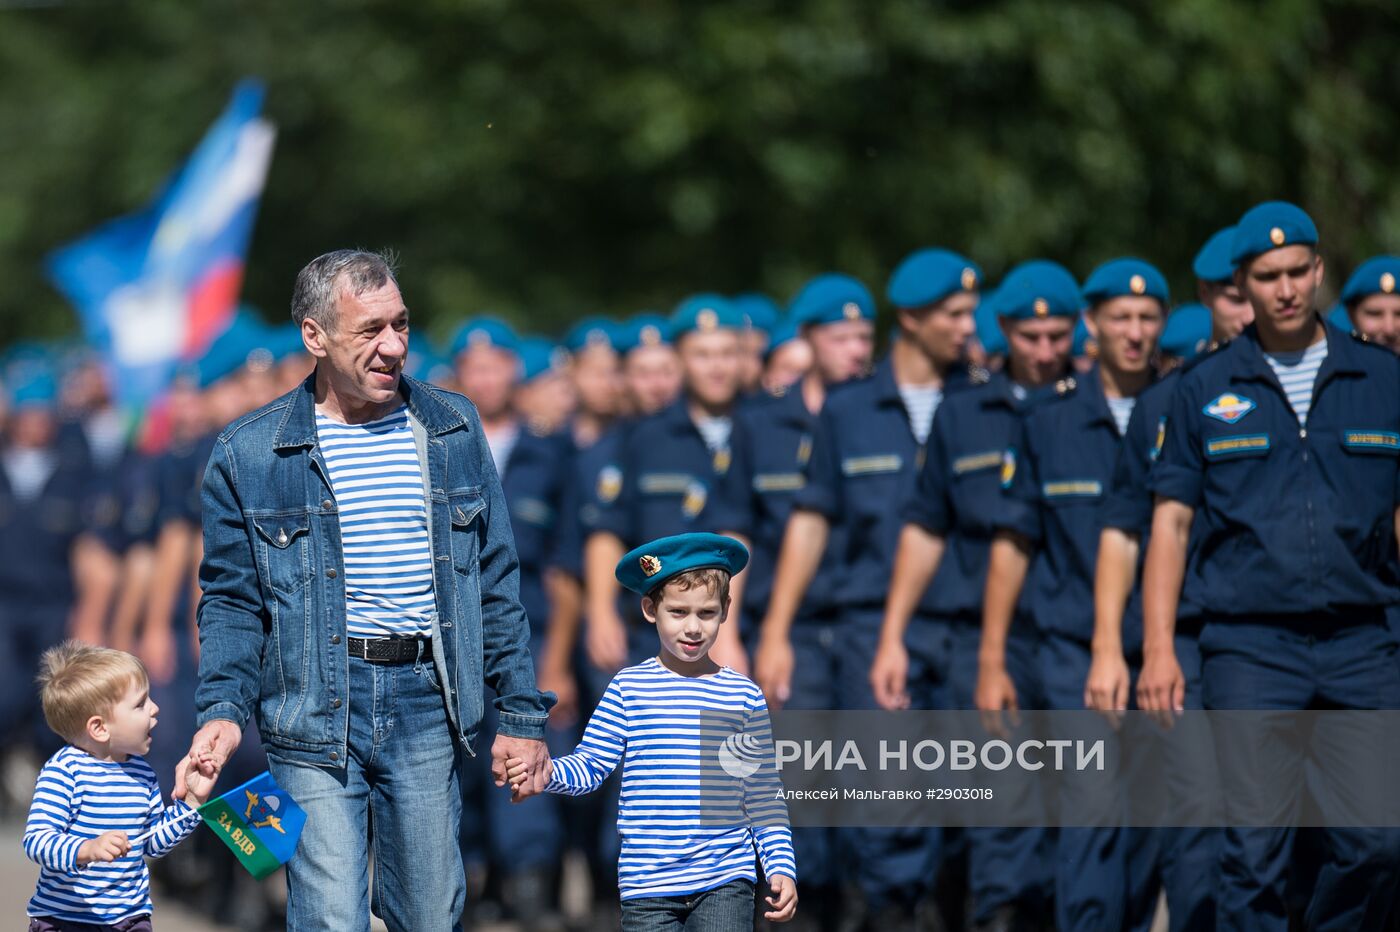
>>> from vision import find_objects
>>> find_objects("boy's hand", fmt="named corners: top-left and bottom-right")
top-left (505, 756), bottom-right (553, 802)
top-left (176, 755), bottom-right (221, 807)
top-left (765, 874), bottom-right (798, 922)
top-left (77, 830), bottom-right (130, 866)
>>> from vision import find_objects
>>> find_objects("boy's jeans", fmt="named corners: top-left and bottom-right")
top-left (621, 879), bottom-right (756, 931)
top-left (267, 655), bottom-right (466, 932)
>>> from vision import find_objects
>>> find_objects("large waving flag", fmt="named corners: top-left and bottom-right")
top-left (46, 80), bottom-right (276, 408)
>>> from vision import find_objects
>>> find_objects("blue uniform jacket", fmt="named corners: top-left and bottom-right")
top-left (1151, 320), bottom-right (1400, 618)
top-left (904, 370), bottom-right (1040, 623)
top-left (795, 356), bottom-right (975, 612)
top-left (735, 387), bottom-right (842, 621)
top-left (0, 452), bottom-right (86, 609)
top-left (500, 425), bottom-right (578, 636)
top-left (998, 365), bottom-right (1146, 650)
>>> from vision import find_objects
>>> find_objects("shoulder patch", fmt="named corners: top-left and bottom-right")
top-left (1000, 447), bottom-right (1017, 489)
top-left (1202, 392), bottom-right (1256, 424)
top-left (596, 465), bottom-right (623, 503)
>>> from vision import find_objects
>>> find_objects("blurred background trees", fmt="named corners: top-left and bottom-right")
top-left (3, 0), bottom-right (1399, 343)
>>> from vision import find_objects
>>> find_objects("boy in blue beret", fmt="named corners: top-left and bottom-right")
top-left (505, 533), bottom-right (798, 927)
top-left (1339, 255), bottom-right (1400, 352)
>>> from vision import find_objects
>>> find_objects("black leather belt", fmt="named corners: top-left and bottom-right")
top-left (346, 636), bottom-right (432, 664)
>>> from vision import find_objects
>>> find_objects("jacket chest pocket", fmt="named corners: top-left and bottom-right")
top-left (251, 512), bottom-right (312, 595)
top-left (449, 489), bottom-right (486, 575)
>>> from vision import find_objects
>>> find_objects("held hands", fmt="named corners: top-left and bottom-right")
top-left (493, 734), bottom-right (550, 802)
top-left (765, 874), bottom-right (799, 922)
top-left (505, 755), bottom-right (555, 801)
top-left (77, 830), bottom-right (130, 867)
top-left (174, 719), bottom-right (242, 801)
top-left (175, 752), bottom-right (222, 807)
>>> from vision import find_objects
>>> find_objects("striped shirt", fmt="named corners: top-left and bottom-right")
top-left (898, 384), bottom-right (943, 445)
top-left (1264, 337), bottom-right (1328, 425)
top-left (24, 746), bottom-right (200, 923)
top-left (1107, 396), bottom-right (1137, 436)
top-left (315, 407), bottom-right (436, 638)
top-left (547, 658), bottom-right (796, 899)
top-left (693, 415), bottom-right (733, 454)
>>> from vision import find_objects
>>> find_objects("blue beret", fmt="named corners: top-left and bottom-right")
top-left (788, 273), bottom-right (876, 326)
top-left (1340, 255), bottom-right (1400, 306)
top-left (887, 248), bottom-right (982, 309)
top-left (974, 289), bottom-right (1008, 355)
top-left (405, 334), bottom-right (451, 383)
top-left (732, 293), bottom-right (781, 334)
top-left (192, 338), bottom-right (244, 388)
top-left (989, 260), bottom-right (1082, 320)
top-left (1160, 303), bottom-right (1213, 359)
top-left (1082, 257), bottom-right (1170, 307)
top-left (1072, 318), bottom-right (1093, 357)
top-left (8, 366), bottom-right (58, 408)
top-left (449, 317), bottom-right (520, 357)
top-left (615, 532), bottom-right (750, 596)
top-left (670, 293), bottom-right (747, 337)
top-left (763, 318), bottom-right (802, 360)
top-left (616, 314), bottom-right (673, 354)
top-left (1327, 302), bottom-right (1353, 331)
top-left (564, 317), bottom-right (618, 354)
top-left (519, 337), bottom-right (570, 382)
top-left (1192, 227), bottom-right (1237, 283)
top-left (1230, 201), bottom-right (1318, 264)
top-left (265, 323), bottom-right (308, 362)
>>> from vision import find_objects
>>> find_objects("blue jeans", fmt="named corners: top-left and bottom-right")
top-left (620, 879), bottom-right (755, 931)
top-left (267, 655), bottom-right (466, 932)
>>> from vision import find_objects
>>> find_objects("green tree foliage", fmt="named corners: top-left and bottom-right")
top-left (2, 0), bottom-right (1398, 346)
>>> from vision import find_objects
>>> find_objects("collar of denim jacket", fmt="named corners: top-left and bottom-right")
top-left (272, 371), bottom-right (471, 450)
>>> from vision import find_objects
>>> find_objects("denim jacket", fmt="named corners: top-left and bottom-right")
top-left (195, 374), bottom-right (552, 769)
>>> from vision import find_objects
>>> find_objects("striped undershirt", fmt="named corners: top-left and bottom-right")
top-left (1263, 337), bottom-right (1328, 424)
top-left (24, 746), bottom-right (199, 923)
top-left (1107, 396), bottom-right (1137, 436)
top-left (547, 658), bottom-right (796, 900)
top-left (898, 384), bottom-right (943, 445)
top-left (315, 406), bottom-right (436, 638)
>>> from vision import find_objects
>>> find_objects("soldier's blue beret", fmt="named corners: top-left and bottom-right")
top-left (1230, 202), bottom-right (1318, 265)
top-left (1160, 303), bottom-right (1212, 359)
top-left (616, 532), bottom-right (750, 596)
top-left (788, 274), bottom-right (876, 326)
top-left (616, 314), bottom-right (673, 355)
top-left (887, 248), bottom-right (982, 309)
top-left (8, 366), bottom-right (58, 408)
top-left (449, 317), bottom-right (521, 357)
top-left (975, 289), bottom-right (1008, 355)
top-left (1192, 227), bottom-right (1237, 283)
top-left (564, 317), bottom-right (618, 354)
top-left (764, 318), bottom-right (802, 360)
top-left (989, 260), bottom-right (1082, 320)
top-left (671, 294), bottom-right (747, 337)
top-left (519, 338), bottom-right (570, 382)
top-left (1340, 256), bottom-right (1400, 306)
top-left (1082, 258), bottom-right (1170, 307)
top-left (732, 293), bottom-right (781, 335)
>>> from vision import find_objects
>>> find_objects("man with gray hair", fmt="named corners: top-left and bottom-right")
top-left (177, 249), bottom-right (553, 931)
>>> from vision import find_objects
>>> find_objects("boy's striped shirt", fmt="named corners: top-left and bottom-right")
top-left (24, 746), bottom-right (200, 923)
top-left (547, 657), bottom-right (796, 899)
top-left (315, 406), bottom-right (436, 638)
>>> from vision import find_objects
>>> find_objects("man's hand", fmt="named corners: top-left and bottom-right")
top-left (506, 755), bottom-right (556, 801)
top-left (1137, 648), bottom-right (1185, 729)
top-left (175, 720), bottom-right (242, 800)
top-left (870, 639), bottom-right (910, 711)
top-left (493, 734), bottom-right (549, 800)
top-left (975, 663), bottom-right (1020, 738)
top-left (765, 874), bottom-right (799, 922)
top-left (585, 609), bottom-right (628, 673)
top-left (78, 830), bottom-right (130, 867)
top-left (754, 630), bottom-right (794, 710)
top-left (1084, 648), bottom-right (1131, 728)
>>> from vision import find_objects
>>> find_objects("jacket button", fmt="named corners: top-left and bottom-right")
top-left (331, 635), bottom-right (341, 645)
top-left (322, 499), bottom-right (334, 510)
top-left (330, 751), bottom-right (339, 761)
top-left (326, 569), bottom-right (337, 579)
top-left (332, 698), bottom-right (342, 709)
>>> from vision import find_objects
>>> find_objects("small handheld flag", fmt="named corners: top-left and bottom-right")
top-left (161, 771), bottom-right (307, 879)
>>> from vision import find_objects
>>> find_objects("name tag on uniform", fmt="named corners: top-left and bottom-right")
top-left (639, 473), bottom-right (693, 494)
top-left (753, 473), bottom-right (806, 492)
top-left (841, 454), bottom-right (903, 476)
top-left (1204, 434), bottom-right (1270, 458)
top-left (1042, 480), bottom-right (1102, 499)
top-left (952, 450), bottom-right (1003, 475)
top-left (1343, 430), bottom-right (1400, 453)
